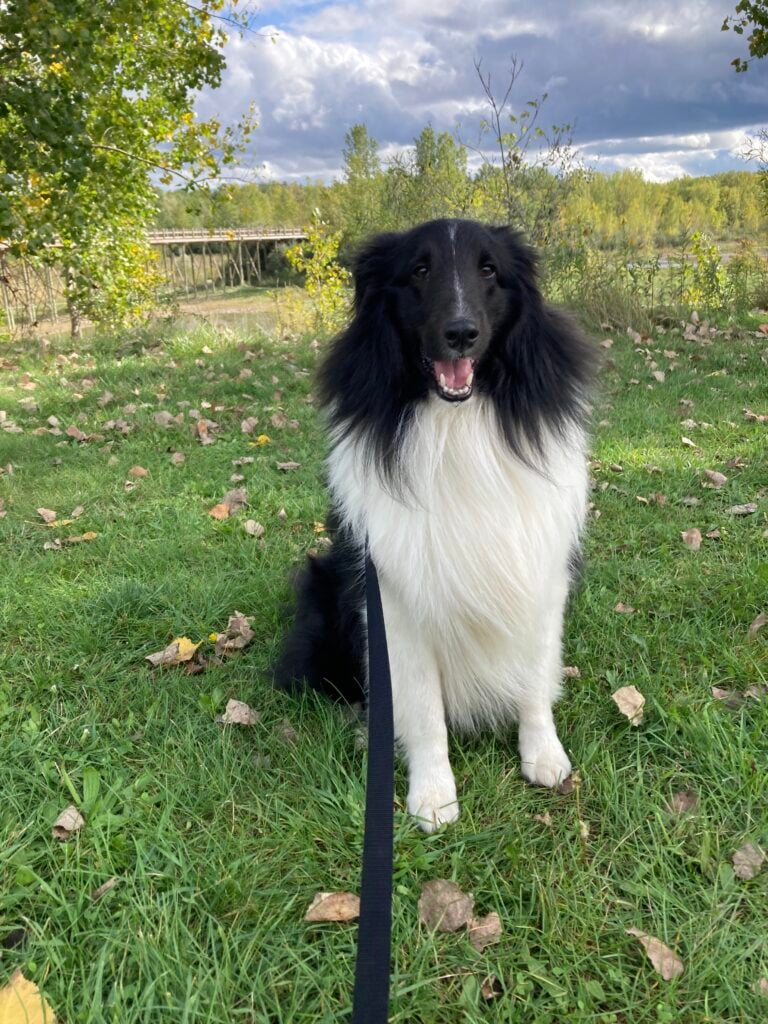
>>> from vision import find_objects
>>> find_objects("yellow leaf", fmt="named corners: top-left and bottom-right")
top-left (145, 636), bottom-right (201, 668)
top-left (0, 969), bottom-right (57, 1023)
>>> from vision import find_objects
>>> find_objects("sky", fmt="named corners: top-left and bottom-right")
top-left (196, 0), bottom-right (768, 183)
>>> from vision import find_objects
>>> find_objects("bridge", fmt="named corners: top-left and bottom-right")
top-left (148, 225), bottom-right (308, 294)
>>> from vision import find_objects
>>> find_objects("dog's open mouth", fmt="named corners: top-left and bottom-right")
top-left (430, 358), bottom-right (476, 402)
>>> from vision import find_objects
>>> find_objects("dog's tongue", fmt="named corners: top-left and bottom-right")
top-left (433, 358), bottom-right (473, 389)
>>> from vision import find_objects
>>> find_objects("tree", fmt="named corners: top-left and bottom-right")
top-left (722, 1), bottom-right (768, 70)
top-left (340, 124), bottom-right (383, 247)
top-left (0, 0), bottom-right (256, 334)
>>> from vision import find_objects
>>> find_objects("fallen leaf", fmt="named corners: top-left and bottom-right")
top-left (732, 841), bottom-right (765, 881)
top-left (70, 505), bottom-right (84, 519)
top-left (97, 390), bottom-right (114, 407)
top-left (240, 416), bottom-right (259, 434)
top-left (562, 665), bottom-right (581, 678)
top-left (681, 436), bottom-right (697, 449)
top-left (651, 370), bottom-right (665, 383)
top-left (0, 969), bottom-right (57, 1023)
top-left (244, 520), bottom-right (265, 538)
top-left (64, 532), bottom-right (98, 544)
top-left (43, 539), bottom-right (62, 552)
top-left (276, 461), bottom-right (300, 471)
top-left (128, 465), bottom-right (148, 478)
top-left (208, 503), bottom-right (230, 521)
top-left (66, 424), bottom-right (88, 442)
top-left (681, 528), bottom-right (702, 551)
top-left (170, 452), bottom-right (186, 466)
top-left (254, 434), bottom-right (270, 446)
top-left (52, 804), bottom-right (85, 841)
top-left (726, 503), bottom-right (757, 516)
top-left (702, 470), bottom-right (727, 489)
top-left (666, 790), bottom-right (699, 816)
top-left (747, 612), bottom-right (767, 640)
top-left (304, 891), bottom-right (360, 922)
top-left (468, 912), bottom-right (502, 951)
top-left (533, 811), bottom-right (553, 826)
top-left (216, 698), bottom-right (260, 726)
top-left (625, 928), bottom-right (684, 980)
top-left (271, 411), bottom-right (289, 428)
top-left (418, 880), bottom-right (475, 932)
top-left (154, 410), bottom-right (179, 427)
top-left (614, 602), bottom-right (635, 614)
top-left (36, 507), bottom-right (57, 523)
top-left (124, 480), bottom-right (136, 493)
top-left (611, 685), bottom-right (645, 726)
top-left (232, 456), bottom-right (254, 466)
top-left (756, 978), bottom-right (768, 997)
top-left (145, 636), bottom-right (202, 668)
top-left (705, 529), bottom-right (721, 540)
top-left (215, 611), bottom-right (255, 656)
top-left (681, 495), bottom-right (700, 507)
top-left (481, 975), bottom-right (503, 1000)
top-left (90, 877), bottom-right (119, 901)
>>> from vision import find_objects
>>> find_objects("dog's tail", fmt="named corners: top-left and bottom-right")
top-left (273, 542), bottom-right (366, 704)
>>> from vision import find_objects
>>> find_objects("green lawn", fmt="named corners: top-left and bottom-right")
top-left (1, 309), bottom-right (766, 1023)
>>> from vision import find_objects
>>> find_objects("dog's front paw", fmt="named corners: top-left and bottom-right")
top-left (519, 731), bottom-right (572, 789)
top-left (407, 772), bottom-right (460, 833)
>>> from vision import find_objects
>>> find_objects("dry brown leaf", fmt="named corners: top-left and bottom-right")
top-left (0, 969), bottom-right (57, 1023)
top-left (64, 532), bottom-right (98, 544)
top-left (705, 529), bottom-right (721, 540)
top-left (36, 507), bottom-right (57, 523)
top-left (611, 685), bottom-right (645, 726)
top-left (614, 602), bottom-right (636, 614)
top-left (304, 891), bottom-right (360, 922)
top-left (66, 424), bottom-right (88, 441)
top-left (732, 841), bottom-right (765, 880)
top-left (727, 503), bottom-right (758, 516)
top-left (533, 811), bottom-right (553, 826)
top-left (124, 480), bottom-right (136, 493)
top-left (70, 505), bottom-right (84, 519)
top-left (756, 978), bottom-right (768, 997)
top-left (747, 611), bottom-right (767, 640)
top-left (711, 686), bottom-right (743, 707)
top-left (277, 719), bottom-right (299, 744)
top-left (702, 469), bottom-right (727, 489)
top-left (90, 877), bottom-right (119, 902)
top-left (215, 611), bottom-right (255, 656)
top-left (625, 928), bottom-right (684, 980)
top-left (666, 790), bottom-right (699, 816)
top-left (43, 539), bottom-right (62, 552)
top-left (276, 461), bottom-right (300, 471)
top-left (52, 804), bottom-right (85, 841)
top-left (418, 880), bottom-right (475, 932)
top-left (681, 495), bottom-right (700, 507)
top-left (481, 975), bottom-right (502, 1000)
top-left (217, 698), bottom-right (260, 726)
top-left (651, 370), bottom-right (666, 383)
top-left (170, 452), bottom-right (186, 466)
top-left (681, 436), bottom-right (697, 449)
top-left (244, 520), bottom-right (265, 538)
top-left (145, 636), bottom-right (201, 668)
top-left (240, 416), bottom-right (259, 434)
top-left (128, 466), bottom-right (148, 478)
top-left (222, 488), bottom-right (247, 513)
top-left (271, 411), bottom-right (289, 428)
top-left (467, 912), bottom-right (502, 951)
top-left (681, 528), bottom-right (702, 551)
top-left (562, 665), bottom-right (581, 678)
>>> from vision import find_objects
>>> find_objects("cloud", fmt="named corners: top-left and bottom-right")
top-left (196, 0), bottom-right (768, 182)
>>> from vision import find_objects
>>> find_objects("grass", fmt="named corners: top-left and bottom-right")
top-left (0, 305), bottom-right (767, 1023)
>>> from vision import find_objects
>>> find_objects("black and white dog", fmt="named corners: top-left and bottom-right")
top-left (276, 218), bottom-right (596, 832)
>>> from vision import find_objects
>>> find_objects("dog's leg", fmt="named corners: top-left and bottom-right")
top-left (378, 580), bottom-right (459, 832)
top-left (517, 595), bottom-right (572, 789)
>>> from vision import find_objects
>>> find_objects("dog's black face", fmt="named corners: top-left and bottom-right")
top-left (353, 219), bottom-right (534, 403)
top-left (320, 217), bottom-right (595, 483)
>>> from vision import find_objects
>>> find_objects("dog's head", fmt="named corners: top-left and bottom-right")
top-left (352, 219), bottom-right (539, 403)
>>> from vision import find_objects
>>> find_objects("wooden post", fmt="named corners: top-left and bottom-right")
top-left (189, 244), bottom-right (198, 297)
top-left (1, 278), bottom-right (15, 331)
top-left (237, 240), bottom-right (245, 287)
top-left (180, 245), bottom-right (189, 295)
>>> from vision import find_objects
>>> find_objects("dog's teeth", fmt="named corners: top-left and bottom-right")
top-left (466, 371), bottom-right (474, 387)
top-left (439, 373), bottom-right (446, 389)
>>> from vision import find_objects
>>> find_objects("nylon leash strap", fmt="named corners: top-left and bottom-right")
top-left (351, 552), bottom-right (394, 1023)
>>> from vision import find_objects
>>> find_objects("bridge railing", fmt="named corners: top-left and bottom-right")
top-left (148, 226), bottom-right (307, 242)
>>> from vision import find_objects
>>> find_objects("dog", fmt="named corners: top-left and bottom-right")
top-left (275, 218), bottom-right (596, 832)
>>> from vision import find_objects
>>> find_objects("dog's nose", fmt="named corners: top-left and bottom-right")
top-left (444, 318), bottom-right (479, 353)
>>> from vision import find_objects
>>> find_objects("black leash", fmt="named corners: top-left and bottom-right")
top-left (351, 552), bottom-right (394, 1024)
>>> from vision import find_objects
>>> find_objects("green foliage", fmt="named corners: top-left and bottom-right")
top-left (0, 0), bottom-right (255, 333)
top-left (722, 0), bottom-right (768, 70)
top-left (285, 217), bottom-right (351, 333)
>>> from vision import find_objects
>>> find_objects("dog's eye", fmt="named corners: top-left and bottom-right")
top-left (479, 264), bottom-right (496, 279)
top-left (412, 265), bottom-right (429, 280)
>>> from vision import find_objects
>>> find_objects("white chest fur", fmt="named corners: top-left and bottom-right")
top-left (327, 396), bottom-right (589, 730)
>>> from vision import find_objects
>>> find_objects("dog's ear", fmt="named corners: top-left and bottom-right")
top-left (353, 232), bottom-right (400, 309)
top-left (489, 225), bottom-right (540, 298)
